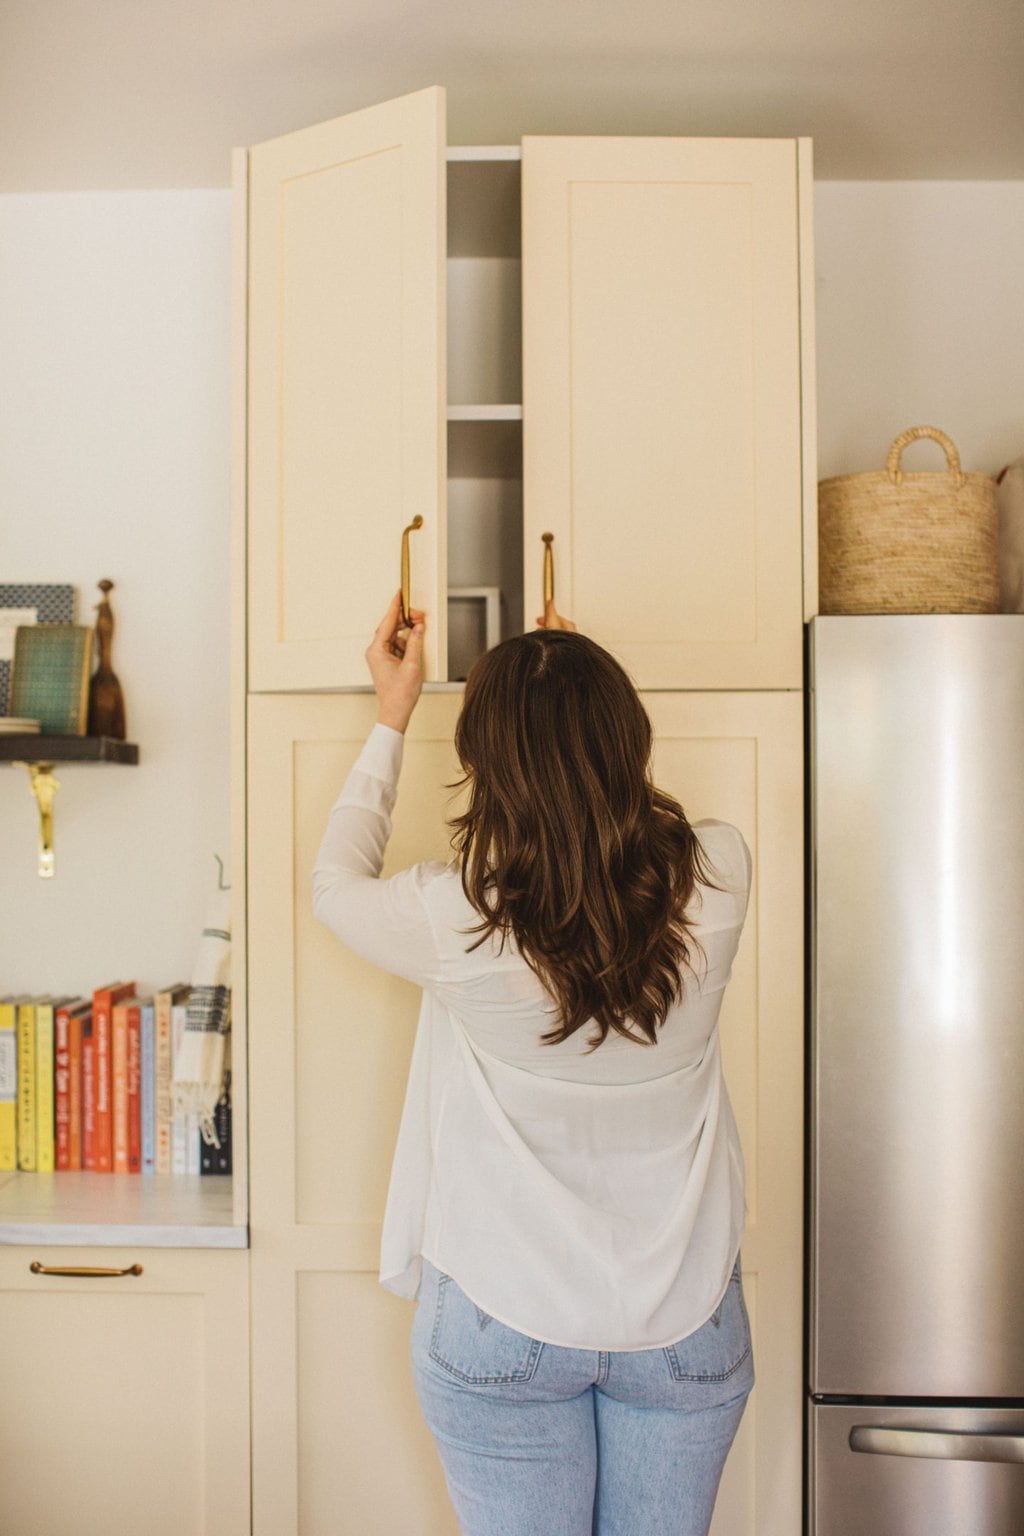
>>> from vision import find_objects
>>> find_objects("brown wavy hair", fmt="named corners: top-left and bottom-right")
top-left (451, 629), bottom-right (712, 1049)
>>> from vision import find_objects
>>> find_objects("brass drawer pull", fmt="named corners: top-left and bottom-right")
top-left (30, 1261), bottom-right (144, 1278)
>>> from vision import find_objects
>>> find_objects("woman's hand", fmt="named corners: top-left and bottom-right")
top-left (535, 598), bottom-right (577, 631)
top-left (365, 591), bottom-right (425, 734)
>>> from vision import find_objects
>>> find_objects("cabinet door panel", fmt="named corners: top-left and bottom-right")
top-left (247, 692), bottom-right (463, 1534)
top-left (644, 691), bottom-right (804, 1536)
top-left (523, 137), bottom-right (804, 688)
top-left (0, 1247), bottom-right (249, 1536)
top-left (297, 1271), bottom-right (459, 1536)
top-left (248, 87), bottom-right (447, 689)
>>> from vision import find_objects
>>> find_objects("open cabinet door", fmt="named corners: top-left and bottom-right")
top-left (247, 87), bottom-right (447, 689)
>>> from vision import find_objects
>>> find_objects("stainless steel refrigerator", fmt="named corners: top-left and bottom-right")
top-left (809, 615), bottom-right (1024, 1535)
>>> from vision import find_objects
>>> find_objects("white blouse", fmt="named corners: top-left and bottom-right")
top-left (313, 722), bottom-right (752, 1351)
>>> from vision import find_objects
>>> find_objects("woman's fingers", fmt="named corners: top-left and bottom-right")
top-left (369, 594), bottom-right (427, 659)
top-left (536, 598), bottom-right (577, 632)
top-left (365, 598), bottom-right (426, 734)
top-left (390, 608), bottom-right (425, 658)
top-left (370, 591), bottom-right (403, 652)
top-left (374, 590), bottom-right (402, 635)
top-left (401, 617), bottom-right (425, 671)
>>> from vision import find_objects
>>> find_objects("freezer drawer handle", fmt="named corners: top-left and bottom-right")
top-left (850, 1426), bottom-right (1024, 1465)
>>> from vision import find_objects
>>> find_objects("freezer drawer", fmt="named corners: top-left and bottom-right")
top-left (810, 1402), bottom-right (1024, 1536)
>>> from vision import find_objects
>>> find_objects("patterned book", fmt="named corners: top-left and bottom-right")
top-left (10, 623), bottom-right (92, 735)
top-left (0, 583), bottom-right (74, 716)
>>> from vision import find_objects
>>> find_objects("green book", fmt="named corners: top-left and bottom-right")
top-left (10, 624), bottom-right (93, 735)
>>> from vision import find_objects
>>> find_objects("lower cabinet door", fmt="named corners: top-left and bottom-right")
top-left (247, 689), bottom-right (803, 1536)
top-left (0, 1245), bottom-right (250, 1536)
top-left (645, 691), bottom-right (804, 1536)
top-left (248, 692), bottom-right (463, 1536)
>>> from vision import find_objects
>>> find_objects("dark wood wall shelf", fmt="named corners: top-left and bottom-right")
top-left (0, 735), bottom-right (138, 764)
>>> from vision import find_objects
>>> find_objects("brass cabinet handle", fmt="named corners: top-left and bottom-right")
top-left (30, 1261), bottom-right (144, 1278)
top-left (542, 532), bottom-right (555, 607)
top-left (400, 516), bottom-right (424, 628)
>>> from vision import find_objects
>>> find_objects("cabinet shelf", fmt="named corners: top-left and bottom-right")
top-left (446, 404), bottom-right (522, 421)
top-left (0, 1170), bottom-right (247, 1249)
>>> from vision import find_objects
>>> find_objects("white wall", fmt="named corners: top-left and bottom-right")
top-left (0, 192), bottom-right (231, 996)
top-left (815, 182), bottom-right (1024, 480)
top-left (1, 180), bottom-right (1022, 995)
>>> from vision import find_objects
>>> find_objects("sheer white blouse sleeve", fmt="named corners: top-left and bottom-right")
top-left (311, 722), bottom-right (444, 990)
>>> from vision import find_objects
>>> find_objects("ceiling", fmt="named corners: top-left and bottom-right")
top-left (1, 0), bottom-right (1022, 189)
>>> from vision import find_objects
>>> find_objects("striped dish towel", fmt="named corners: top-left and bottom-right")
top-left (172, 890), bottom-right (231, 1146)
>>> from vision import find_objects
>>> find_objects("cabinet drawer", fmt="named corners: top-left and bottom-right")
top-left (0, 1245), bottom-right (250, 1536)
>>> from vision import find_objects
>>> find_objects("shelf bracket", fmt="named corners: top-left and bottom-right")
top-left (17, 761), bottom-right (60, 878)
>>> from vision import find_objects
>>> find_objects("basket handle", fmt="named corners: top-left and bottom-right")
top-left (886, 426), bottom-right (966, 489)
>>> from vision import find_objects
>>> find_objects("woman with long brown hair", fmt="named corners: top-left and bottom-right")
top-left (313, 592), bottom-right (753, 1536)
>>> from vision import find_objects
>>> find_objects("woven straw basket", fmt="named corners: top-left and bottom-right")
top-left (819, 426), bottom-right (999, 615)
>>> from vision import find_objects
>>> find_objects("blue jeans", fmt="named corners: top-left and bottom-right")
top-left (411, 1258), bottom-right (754, 1536)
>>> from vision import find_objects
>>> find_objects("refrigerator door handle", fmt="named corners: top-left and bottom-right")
top-left (850, 1426), bottom-right (1024, 1464)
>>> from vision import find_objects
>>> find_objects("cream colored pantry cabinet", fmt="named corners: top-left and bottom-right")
top-left (0, 1245), bottom-right (250, 1536)
top-left (244, 690), bottom-right (803, 1536)
top-left (242, 86), bottom-right (815, 693)
top-left (239, 82), bottom-right (812, 1536)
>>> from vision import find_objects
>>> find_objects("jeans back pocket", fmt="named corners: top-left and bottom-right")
top-left (663, 1267), bottom-right (752, 1383)
top-left (428, 1273), bottom-right (544, 1385)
